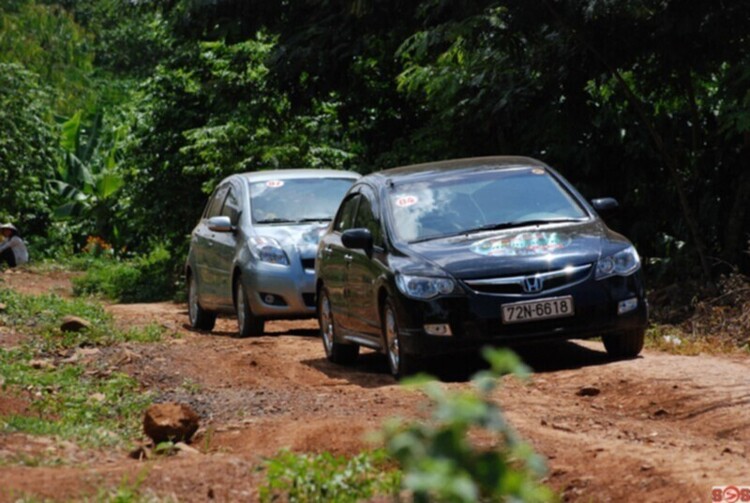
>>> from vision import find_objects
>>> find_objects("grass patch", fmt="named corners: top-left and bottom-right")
top-left (259, 449), bottom-right (401, 503)
top-left (0, 347), bottom-right (151, 447)
top-left (0, 289), bottom-right (163, 450)
top-left (0, 288), bottom-right (164, 351)
top-left (645, 324), bottom-right (744, 355)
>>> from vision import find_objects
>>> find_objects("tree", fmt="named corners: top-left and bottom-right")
top-left (0, 64), bottom-right (58, 237)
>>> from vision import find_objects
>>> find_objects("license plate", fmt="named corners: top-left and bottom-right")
top-left (501, 296), bottom-right (574, 324)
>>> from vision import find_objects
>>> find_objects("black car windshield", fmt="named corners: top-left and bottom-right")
top-left (250, 177), bottom-right (356, 224)
top-left (388, 167), bottom-right (588, 242)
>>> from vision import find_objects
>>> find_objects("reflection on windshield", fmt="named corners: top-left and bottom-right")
top-left (250, 178), bottom-right (355, 224)
top-left (389, 167), bottom-right (588, 242)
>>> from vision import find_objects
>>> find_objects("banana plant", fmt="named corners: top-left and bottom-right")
top-left (48, 110), bottom-right (125, 243)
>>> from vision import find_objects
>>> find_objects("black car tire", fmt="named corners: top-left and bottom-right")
top-left (602, 328), bottom-right (645, 358)
top-left (187, 272), bottom-right (216, 331)
top-left (382, 298), bottom-right (419, 379)
top-left (234, 277), bottom-right (265, 338)
top-left (318, 288), bottom-right (359, 364)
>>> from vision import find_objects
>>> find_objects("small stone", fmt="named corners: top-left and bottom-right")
top-left (576, 386), bottom-right (601, 397)
top-left (129, 444), bottom-right (152, 460)
top-left (0, 303), bottom-right (6, 311)
top-left (89, 392), bottom-right (106, 403)
top-left (640, 464), bottom-right (654, 471)
top-left (29, 359), bottom-right (56, 370)
top-left (60, 316), bottom-right (91, 333)
top-left (174, 442), bottom-right (201, 455)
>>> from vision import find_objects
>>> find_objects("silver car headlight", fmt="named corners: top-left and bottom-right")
top-left (596, 246), bottom-right (640, 280)
top-left (396, 274), bottom-right (456, 300)
top-left (249, 236), bottom-right (290, 265)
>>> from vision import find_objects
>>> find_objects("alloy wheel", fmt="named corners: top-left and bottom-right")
top-left (320, 293), bottom-right (334, 356)
top-left (385, 306), bottom-right (400, 375)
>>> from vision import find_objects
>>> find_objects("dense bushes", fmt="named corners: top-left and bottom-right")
top-left (72, 244), bottom-right (178, 303)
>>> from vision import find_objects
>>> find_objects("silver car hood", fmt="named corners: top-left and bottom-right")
top-left (252, 223), bottom-right (330, 257)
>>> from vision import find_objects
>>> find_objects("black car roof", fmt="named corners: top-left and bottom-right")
top-left (365, 156), bottom-right (549, 185)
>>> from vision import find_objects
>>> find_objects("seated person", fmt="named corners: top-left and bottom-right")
top-left (0, 223), bottom-right (29, 268)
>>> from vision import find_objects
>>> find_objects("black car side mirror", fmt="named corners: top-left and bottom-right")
top-left (591, 197), bottom-right (619, 216)
top-left (341, 228), bottom-right (373, 252)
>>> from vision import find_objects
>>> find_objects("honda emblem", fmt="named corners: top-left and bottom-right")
top-left (522, 276), bottom-right (544, 293)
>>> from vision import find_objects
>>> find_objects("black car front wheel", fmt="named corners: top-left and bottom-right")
top-left (234, 277), bottom-right (265, 337)
top-left (187, 272), bottom-right (216, 331)
top-left (382, 298), bottom-right (419, 378)
top-left (319, 288), bottom-right (359, 364)
top-left (602, 328), bottom-right (645, 359)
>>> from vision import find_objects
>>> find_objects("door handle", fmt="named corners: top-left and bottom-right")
top-left (344, 254), bottom-right (353, 263)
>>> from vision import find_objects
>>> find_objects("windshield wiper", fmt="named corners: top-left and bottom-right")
top-left (461, 218), bottom-right (586, 235)
top-left (409, 218), bottom-right (586, 243)
top-left (296, 217), bottom-right (332, 222)
top-left (255, 218), bottom-right (297, 224)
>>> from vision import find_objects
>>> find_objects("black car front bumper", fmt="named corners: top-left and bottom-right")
top-left (393, 271), bottom-right (648, 357)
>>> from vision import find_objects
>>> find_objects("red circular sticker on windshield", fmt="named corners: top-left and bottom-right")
top-left (395, 195), bottom-right (418, 207)
top-left (266, 180), bottom-right (285, 188)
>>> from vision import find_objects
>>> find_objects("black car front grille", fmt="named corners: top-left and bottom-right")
top-left (462, 264), bottom-right (592, 296)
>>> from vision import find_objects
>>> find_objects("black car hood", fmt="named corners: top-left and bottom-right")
top-left (404, 221), bottom-right (626, 279)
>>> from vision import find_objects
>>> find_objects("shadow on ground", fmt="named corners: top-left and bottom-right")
top-left (304, 339), bottom-right (628, 385)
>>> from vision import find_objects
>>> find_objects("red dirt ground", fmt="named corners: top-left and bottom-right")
top-left (1, 270), bottom-right (749, 502)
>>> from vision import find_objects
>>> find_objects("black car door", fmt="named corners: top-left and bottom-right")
top-left (320, 192), bottom-right (361, 329)
top-left (345, 187), bottom-right (386, 338)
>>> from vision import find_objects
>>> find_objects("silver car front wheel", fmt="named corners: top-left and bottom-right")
top-left (234, 277), bottom-right (264, 337)
top-left (187, 273), bottom-right (216, 331)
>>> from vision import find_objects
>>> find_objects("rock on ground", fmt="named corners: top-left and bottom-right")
top-left (143, 402), bottom-right (200, 444)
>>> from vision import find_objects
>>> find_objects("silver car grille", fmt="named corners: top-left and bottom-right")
top-left (462, 264), bottom-right (592, 296)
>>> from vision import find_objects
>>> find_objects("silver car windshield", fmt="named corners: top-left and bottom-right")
top-left (388, 167), bottom-right (588, 243)
top-left (250, 177), bottom-right (356, 224)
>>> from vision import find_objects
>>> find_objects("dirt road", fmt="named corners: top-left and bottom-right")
top-left (1, 270), bottom-right (749, 501)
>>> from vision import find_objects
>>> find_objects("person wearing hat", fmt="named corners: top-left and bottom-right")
top-left (0, 223), bottom-right (29, 268)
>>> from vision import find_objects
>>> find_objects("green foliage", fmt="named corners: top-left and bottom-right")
top-left (49, 110), bottom-right (126, 243)
top-left (122, 33), bottom-right (360, 253)
top-left (72, 244), bottom-right (177, 303)
top-left (0, 63), bottom-right (58, 238)
top-left (0, 1), bottom-right (94, 114)
top-left (382, 348), bottom-right (553, 502)
top-left (259, 449), bottom-right (400, 503)
top-left (0, 288), bottom-right (164, 350)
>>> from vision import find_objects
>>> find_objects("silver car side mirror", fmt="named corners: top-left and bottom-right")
top-left (207, 215), bottom-right (234, 233)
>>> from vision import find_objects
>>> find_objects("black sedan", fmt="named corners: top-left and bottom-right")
top-left (315, 157), bottom-right (648, 377)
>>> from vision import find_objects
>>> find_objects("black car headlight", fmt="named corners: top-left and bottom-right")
top-left (596, 246), bottom-right (640, 280)
top-left (396, 274), bottom-right (456, 300)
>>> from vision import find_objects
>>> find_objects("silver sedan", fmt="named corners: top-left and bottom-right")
top-left (185, 169), bottom-right (360, 336)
